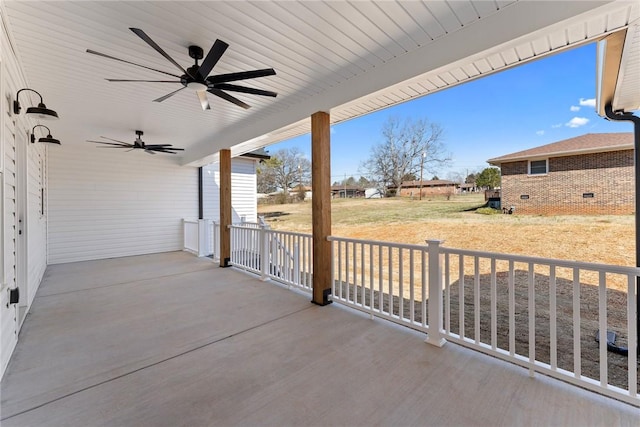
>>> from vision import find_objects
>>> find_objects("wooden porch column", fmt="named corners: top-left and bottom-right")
top-left (311, 111), bottom-right (332, 305)
top-left (220, 149), bottom-right (232, 267)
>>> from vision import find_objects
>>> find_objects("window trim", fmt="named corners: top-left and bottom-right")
top-left (528, 158), bottom-right (548, 175)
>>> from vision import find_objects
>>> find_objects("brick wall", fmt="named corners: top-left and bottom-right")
top-left (399, 186), bottom-right (456, 197)
top-left (501, 150), bottom-right (634, 215)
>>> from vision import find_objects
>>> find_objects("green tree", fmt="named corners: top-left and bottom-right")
top-left (357, 176), bottom-right (371, 187)
top-left (465, 173), bottom-right (477, 184)
top-left (475, 167), bottom-right (501, 189)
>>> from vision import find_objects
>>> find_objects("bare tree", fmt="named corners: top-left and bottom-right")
top-left (361, 117), bottom-right (450, 196)
top-left (257, 147), bottom-right (311, 197)
top-left (446, 171), bottom-right (464, 184)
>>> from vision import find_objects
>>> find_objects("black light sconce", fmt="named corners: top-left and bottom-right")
top-left (14, 88), bottom-right (59, 120)
top-left (31, 125), bottom-right (61, 145)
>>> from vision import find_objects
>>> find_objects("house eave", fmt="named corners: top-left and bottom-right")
top-left (488, 143), bottom-right (634, 166)
top-left (596, 29), bottom-right (628, 116)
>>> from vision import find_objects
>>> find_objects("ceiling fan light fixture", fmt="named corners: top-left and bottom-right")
top-left (186, 81), bottom-right (208, 91)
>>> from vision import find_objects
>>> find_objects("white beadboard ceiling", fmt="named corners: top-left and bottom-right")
top-left (1, 1), bottom-right (638, 167)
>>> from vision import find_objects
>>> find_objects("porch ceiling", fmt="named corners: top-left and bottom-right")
top-left (2, 1), bottom-right (638, 166)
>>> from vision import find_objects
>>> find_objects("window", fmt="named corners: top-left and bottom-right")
top-left (529, 159), bottom-right (547, 175)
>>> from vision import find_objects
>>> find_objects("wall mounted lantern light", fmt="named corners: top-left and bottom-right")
top-left (14, 88), bottom-right (59, 120)
top-left (31, 125), bottom-right (61, 145)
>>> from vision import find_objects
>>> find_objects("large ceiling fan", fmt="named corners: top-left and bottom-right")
top-left (88, 130), bottom-right (184, 155)
top-left (87, 28), bottom-right (277, 110)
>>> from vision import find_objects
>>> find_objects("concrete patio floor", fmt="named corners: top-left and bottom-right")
top-left (1, 251), bottom-right (638, 426)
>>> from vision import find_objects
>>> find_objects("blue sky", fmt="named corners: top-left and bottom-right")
top-left (267, 42), bottom-right (633, 181)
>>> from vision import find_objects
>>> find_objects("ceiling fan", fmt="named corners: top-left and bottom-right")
top-left (88, 130), bottom-right (184, 155)
top-left (87, 28), bottom-right (277, 111)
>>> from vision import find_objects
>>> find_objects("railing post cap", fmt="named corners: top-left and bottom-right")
top-left (426, 239), bottom-right (445, 246)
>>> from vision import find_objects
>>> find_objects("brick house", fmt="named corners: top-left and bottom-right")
top-left (487, 133), bottom-right (634, 215)
top-left (390, 180), bottom-right (458, 197)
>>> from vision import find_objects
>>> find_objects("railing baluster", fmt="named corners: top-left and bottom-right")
top-left (293, 242), bottom-right (300, 285)
top-left (410, 249), bottom-right (415, 324)
top-left (361, 243), bottom-right (365, 307)
top-left (474, 256), bottom-right (480, 344)
top-left (378, 245), bottom-right (383, 313)
top-left (509, 260), bottom-right (515, 356)
top-left (331, 240), bottom-right (335, 298)
top-left (459, 255), bottom-right (465, 339)
top-left (345, 241), bottom-right (350, 303)
top-left (550, 265), bottom-right (557, 370)
top-left (598, 271), bottom-right (607, 387)
top-left (399, 248), bottom-right (404, 320)
top-left (573, 267), bottom-right (581, 378)
top-left (369, 244), bottom-right (374, 318)
top-left (337, 240), bottom-right (343, 300)
top-left (352, 241), bottom-right (358, 305)
top-left (444, 252), bottom-right (449, 332)
top-left (389, 246), bottom-right (394, 317)
top-left (490, 257), bottom-right (497, 350)
top-left (628, 274), bottom-right (637, 397)
top-left (528, 262), bottom-right (535, 377)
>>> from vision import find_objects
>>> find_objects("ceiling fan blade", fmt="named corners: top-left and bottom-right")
top-left (106, 79), bottom-right (180, 83)
top-left (208, 88), bottom-right (250, 109)
top-left (153, 87), bottom-right (186, 103)
top-left (154, 147), bottom-right (184, 152)
top-left (86, 49), bottom-right (180, 78)
top-left (207, 68), bottom-right (276, 84)
top-left (197, 91), bottom-right (211, 110)
top-left (144, 150), bottom-right (157, 155)
top-left (213, 83), bottom-right (277, 97)
top-left (99, 136), bottom-right (132, 145)
top-left (87, 140), bottom-right (132, 147)
top-left (129, 28), bottom-right (193, 78)
top-left (96, 146), bottom-right (130, 149)
top-left (144, 144), bottom-right (174, 148)
top-left (198, 39), bottom-right (229, 79)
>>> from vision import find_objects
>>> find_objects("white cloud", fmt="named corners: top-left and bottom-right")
top-left (536, 130), bottom-right (545, 136)
top-left (551, 123), bottom-right (563, 128)
top-left (566, 117), bottom-right (589, 128)
top-left (579, 98), bottom-right (596, 107)
top-left (570, 105), bottom-right (580, 112)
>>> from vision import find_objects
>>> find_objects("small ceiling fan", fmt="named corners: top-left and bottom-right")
top-left (87, 28), bottom-right (277, 111)
top-left (88, 130), bottom-right (184, 155)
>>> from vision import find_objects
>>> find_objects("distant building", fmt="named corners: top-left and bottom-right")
top-left (364, 188), bottom-right (383, 199)
top-left (488, 133), bottom-right (634, 215)
top-left (389, 179), bottom-right (458, 197)
top-left (331, 185), bottom-right (365, 198)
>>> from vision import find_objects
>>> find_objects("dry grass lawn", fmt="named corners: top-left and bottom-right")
top-left (260, 194), bottom-right (634, 271)
top-left (259, 194), bottom-right (638, 392)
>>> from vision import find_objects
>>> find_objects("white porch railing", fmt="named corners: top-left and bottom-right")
top-left (228, 224), bottom-right (312, 293)
top-left (223, 225), bottom-right (639, 406)
top-left (328, 236), bottom-right (639, 407)
top-left (183, 220), bottom-right (199, 254)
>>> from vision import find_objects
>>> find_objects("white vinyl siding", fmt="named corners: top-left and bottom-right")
top-left (26, 142), bottom-right (46, 306)
top-left (47, 143), bottom-right (198, 264)
top-left (1, 113), bottom-right (18, 378)
top-left (202, 157), bottom-right (258, 223)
